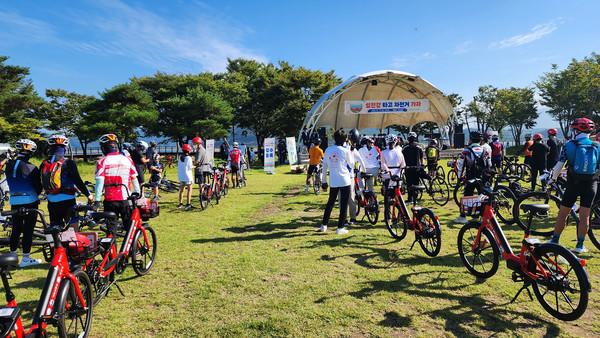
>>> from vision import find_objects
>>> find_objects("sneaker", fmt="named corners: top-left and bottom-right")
top-left (335, 228), bottom-right (349, 235)
top-left (185, 204), bottom-right (195, 210)
top-left (453, 216), bottom-right (468, 224)
top-left (573, 246), bottom-right (589, 254)
top-left (318, 225), bottom-right (327, 232)
top-left (349, 219), bottom-right (358, 225)
top-left (303, 188), bottom-right (309, 192)
top-left (19, 257), bottom-right (41, 268)
top-left (178, 203), bottom-right (184, 208)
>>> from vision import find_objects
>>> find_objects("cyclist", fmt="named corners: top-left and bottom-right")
top-left (358, 137), bottom-right (380, 192)
top-left (130, 140), bottom-right (149, 195)
top-left (380, 134), bottom-right (406, 196)
top-left (489, 134), bottom-right (505, 173)
top-left (178, 144), bottom-right (194, 210)
top-left (425, 139), bottom-right (440, 178)
top-left (304, 138), bottom-right (324, 192)
top-left (546, 128), bottom-right (562, 170)
top-left (5, 139), bottom-right (43, 267)
top-left (347, 129), bottom-right (366, 225)
top-left (518, 133), bottom-right (534, 167)
top-left (94, 134), bottom-right (140, 233)
top-left (320, 129), bottom-right (353, 235)
top-left (121, 142), bottom-right (133, 159)
top-left (40, 135), bottom-right (93, 232)
top-left (192, 137), bottom-right (210, 200)
top-left (228, 142), bottom-right (246, 188)
top-left (529, 133), bottom-right (549, 191)
top-left (549, 118), bottom-right (600, 253)
top-left (146, 140), bottom-right (158, 167)
top-left (402, 132), bottom-right (424, 203)
top-left (148, 153), bottom-right (162, 201)
top-left (453, 131), bottom-right (491, 224)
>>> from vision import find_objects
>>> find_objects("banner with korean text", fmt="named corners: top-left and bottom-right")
top-left (344, 99), bottom-right (429, 115)
top-left (264, 138), bottom-right (276, 172)
top-left (285, 137), bottom-right (297, 165)
top-left (206, 139), bottom-right (215, 166)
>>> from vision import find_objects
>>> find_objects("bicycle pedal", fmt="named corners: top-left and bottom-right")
top-left (511, 271), bottom-right (525, 283)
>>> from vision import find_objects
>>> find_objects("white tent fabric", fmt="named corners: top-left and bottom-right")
top-left (299, 70), bottom-right (456, 143)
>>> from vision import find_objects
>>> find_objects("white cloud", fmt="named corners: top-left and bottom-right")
top-left (489, 19), bottom-right (562, 49)
top-left (391, 52), bottom-right (436, 68)
top-left (452, 41), bottom-right (474, 55)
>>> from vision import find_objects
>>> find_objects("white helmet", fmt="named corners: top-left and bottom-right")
top-left (48, 135), bottom-right (69, 147)
top-left (16, 139), bottom-right (37, 153)
top-left (385, 134), bottom-right (397, 145)
top-left (233, 142), bottom-right (239, 148)
top-left (137, 140), bottom-right (148, 150)
top-left (408, 131), bottom-right (417, 139)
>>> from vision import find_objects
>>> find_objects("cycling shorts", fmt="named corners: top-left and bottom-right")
top-left (308, 165), bottom-right (319, 175)
top-left (561, 178), bottom-right (598, 209)
top-left (230, 164), bottom-right (239, 173)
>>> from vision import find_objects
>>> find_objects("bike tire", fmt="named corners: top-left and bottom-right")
top-left (365, 193), bottom-right (379, 225)
top-left (416, 208), bottom-right (441, 257)
top-left (447, 170), bottom-right (458, 188)
top-left (588, 199), bottom-right (600, 250)
top-left (457, 221), bottom-right (499, 279)
top-left (513, 192), bottom-right (562, 236)
top-left (429, 177), bottom-right (449, 206)
top-left (494, 185), bottom-right (516, 224)
top-left (531, 243), bottom-right (589, 321)
top-left (222, 182), bottom-right (229, 197)
top-left (199, 185), bottom-right (209, 210)
top-left (131, 225), bottom-right (157, 276)
top-left (520, 163), bottom-right (532, 183)
top-left (384, 197), bottom-right (407, 240)
top-left (453, 181), bottom-right (481, 207)
top-left (55, 270), bottom-right (93, 338)
top-left (355, 193), bottom-right (361, 217)
top-left (436, 165), bottom-right (445, 180)
top-left (313, 174), bottom-right (321, 195)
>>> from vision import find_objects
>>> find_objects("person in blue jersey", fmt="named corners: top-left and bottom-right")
top-left (40, 135), bottom-right (93, 232)
top-left (5, 139), bottom-right (43, 267)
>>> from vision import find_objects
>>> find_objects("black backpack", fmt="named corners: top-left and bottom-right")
top-left (466, 147), bottom-right (486, 179)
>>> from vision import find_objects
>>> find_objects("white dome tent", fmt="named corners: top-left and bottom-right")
top-left (299, 70), bottom-right (456, 146)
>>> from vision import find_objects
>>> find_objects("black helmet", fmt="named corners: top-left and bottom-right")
top-left (470, 131), bottom-right (482, 142)
top-left (349, 128), bottom-right (360, 145)
top-left (150, 140), bottom-right (157, 147)
top-left (314, 138), bottom-right (322, 145)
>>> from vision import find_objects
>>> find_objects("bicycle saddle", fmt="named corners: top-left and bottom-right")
top-left (361, 173), bottom-right (373, 178)
top-left (520, 204), bottom-right (550, 213)
top-left (0, 253), bottom-right (18, 268)
top-left (91, 212), bottom-right (118, 220)
top-left (408, 185), bottom-right (426, 192)
top-left (391, 175), bottom-right (401, 182)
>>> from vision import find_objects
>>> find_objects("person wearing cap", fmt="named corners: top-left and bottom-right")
top-left (41, 135), bottom-right (93, 232)
top-left (228, 142), bottom-right (245, 188)
top-left (489, 134), bottom-right (505, 173)
top-left (304, 138), bottom-right (324, 192)
top-left (546, 128), bottom-right (563, 170)
top-left (5, 139), bottom-right (43, 267)
top-left (178, 143), bottom-right (194, 210)
top-left (192, 137), bottom-right (210, 199)
top-left (549, 118), bottom-right (600, 253)
top-left (529, 133), bottom-right (549, 190)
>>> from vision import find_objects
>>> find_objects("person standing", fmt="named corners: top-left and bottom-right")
top-left (549, 118), bottom-right (599, 253)
top-left (529, 134), bottom-right (549, 190)
top-left (41, 135), bottom-right (93, 232)
top-left (6, 139), bottom-right (43, 267)
top-left (425, 139), bottom-right (440, 178)
top-left (518, 134), bottom-right (534, 167)
top-left (148, 154), bottom-right (163, 201)
top-left (347, 135), bottom-right (366, 225)
top-left (192, 137), bottom-right (210, 199)
top-left (130, 141), bottom-right (149, 195)
top-left (320, 129), bottom-right (353, 235)
top-left (402, 132), bottom-right (424, 203)
top-left (301, 127), bottom-right (310, 152)
top-left (178, 144), bottom-right (194, 210)
top-left (304, 138), bottom-right (324, 192)
top-left (547, 128), bottom-right (563, 170)
top-left (228, 142), bottom-right (245, 188)
top-left (358, 137), bottom-right (380, 192)
top-left (380, 134), bottom-right (406, 197)
top-left (489, 134), bottom-right (505, 173)
top-left (277, 139), bottom-right (287, 165)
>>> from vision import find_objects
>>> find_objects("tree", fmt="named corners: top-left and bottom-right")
top-left (0, 56), bottom-right (45, 144)
top-left (497, 87), bottom-right (538, 145)
top-left (465, 85), bottom-right (509, 134)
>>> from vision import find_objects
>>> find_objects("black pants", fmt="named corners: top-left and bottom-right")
top-left (48, 198), bottom-right (78, 226)
top-left (404, 168), bottom-right (420, 203)
top-left (10, 201), bottom-right (39, 253)
top-left (530, 165), bottom-right (545, 190)
top-left (104, 200), bottom-right (133, 233)
top-left (322, 185), bottom-right (350, 228)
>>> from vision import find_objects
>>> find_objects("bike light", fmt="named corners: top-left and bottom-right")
top-left (435, 215), bottom-right (439, 220)
top-left (580, 259), bottom-right (586, 267)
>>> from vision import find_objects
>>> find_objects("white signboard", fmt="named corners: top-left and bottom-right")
top-left (285, 137), bottom-right (297, 165)
top-left (344, 99), bottom-right (429, 115)
top-left (206, 139), bottom-right (215, 166)
top-left (264, 138), bottom-right (276, 172)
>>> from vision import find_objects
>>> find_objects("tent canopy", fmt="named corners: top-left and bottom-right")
top-left (300, 70), bottom-right (456, 141)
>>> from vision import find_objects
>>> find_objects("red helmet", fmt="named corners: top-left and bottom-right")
top-left (571, 118), bottom-right (595, 133)
top-left (181, 144), bottom-right (192, 152)
top-left (192, 137), bottom-right (202, 144)
top-left (547, 128), bottom-right (558, 135)
top-left (533, 133), bottom-right (543, 141)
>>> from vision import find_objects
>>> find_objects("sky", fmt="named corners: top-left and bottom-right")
top-left (1, 0), bottom-right (599, 129)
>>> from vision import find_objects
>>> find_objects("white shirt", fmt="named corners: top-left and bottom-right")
top-left (177, 155), bottom-right (194, 182)
top-left (381, 147), bottom-right (406, 180)
top-left (321, 145), bottom-right (353, 188)
top-left (358, 146), bottom-right (380, 169)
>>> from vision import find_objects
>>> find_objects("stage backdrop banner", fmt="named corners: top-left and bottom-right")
top-left (286, 137), bottom-right (297, 165)
top-left (264, 138), bottom-right (276, 172)
top-left (344, 99), bottom-right (429, 115)
top-left (206, 139), bottom-right (215, 166)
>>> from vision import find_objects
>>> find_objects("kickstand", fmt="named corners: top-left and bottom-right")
top-left (113, 281), bottom-right (126, 297)
top-left (409, 239), bottom-right (418, 250)
top-left (510, 283), bottom-right (533, 303)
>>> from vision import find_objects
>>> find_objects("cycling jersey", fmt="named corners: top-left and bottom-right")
top-left (457, 143), bottom-right (491, 178)
top-left (523, 140), bottom-right (533, 156)
top-left (358, 145), bottom-right (379, 169)
top-left (95, 153), bottom-right (138, 201)
top-left (5, 156), bottom-right (42, 205)
top-left (308, 145), bottom-right (324, 165)
top-left (321, 145), bottom-right (353, 188)
top-left (381, 147), bottom-right (406, 180)
top-left (229, 148), bottom-right (243, 166)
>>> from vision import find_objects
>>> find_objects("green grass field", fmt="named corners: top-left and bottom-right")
top-left (3, 160), bottom-right (600, 337)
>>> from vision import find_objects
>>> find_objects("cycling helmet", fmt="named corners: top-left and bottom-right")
top-left (524, 133), bottom-right (532, 139)
top-left (122, 142), bottom-right (132, 149)
top-left (385, 134), bottom-right (398, 145)
top-left (349, 128), bottom-right (360, 145)
top-left (150, 140), bottom-right (157, 147)
top-left (99, 134), bottom-right (118, 145)
top-left (181, 144), bottom-right (192, 152)
top-left (408, 131), bottom-right (417, 139)
top-left (15, 139), bottom-right (37, 153)
top-left (533, 133), bottom-right (543, 141)
top-left (137, 140), bottom-right (148, 150)
top-left (233, 142), bottom-right (239, 148)
top-left (470, 131), bottom-right (482, 142)
top-left (571, 117), bottom-right (595, 133)
top-left (430, 139), bottom-right (437, 145)
top-left (492, 134), bottom-right (499, 140)
top-left (313, 138), bottom-right (321, 145)
top-left (192, 137), bottom-right (202, 144)
top-left (48, 135), bottom-right (69, 147)
top-left (483, 132), bottom-right (491, 140)
top-left (547, 128), bottom-right (558, 135)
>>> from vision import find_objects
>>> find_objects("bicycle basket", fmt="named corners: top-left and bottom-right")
top-left (137, 197), bottom-right (159, 221)
top-left (460, 195), bottom-right (488, 217)
top-left (44, 230), bottom-right (100, 264)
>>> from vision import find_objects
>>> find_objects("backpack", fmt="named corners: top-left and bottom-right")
top-left (465, 147), bottom-right (487, 179)
top-left (41, 157), bottom-right (76, 195)
top-left (426, 146), bottom-right (437, 160)
top-left (569, 140), bottom-right (599, 178)
top-left (491, 142), bottom-right (502, 156)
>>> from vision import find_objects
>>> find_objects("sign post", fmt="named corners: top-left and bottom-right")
top-left (264, 138), bottom-right (276, 173)
top-left (206, 139), bottom-right (215, 166)
top-left (285, 137), bottom-right (297, 165)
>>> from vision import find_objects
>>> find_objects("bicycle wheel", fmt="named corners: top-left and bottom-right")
top-left (222, 178), bottom-right (229, 196)
top-left (199, 185), bottom-right (209, 210)
top-left (313, 174), bottom-right (321, 195)
top-left (531, 243), bottom-right (590, 321)
top-left (365, 193), bottom-right (379, 225)
top-left (520, 164), bottom-right (532, 183)
top-left (416, 208), bottom-right (441, 257)
top-left (131, 225), bottom-right (157, 276)
top-left (494, 186), bottom-right (516, 224)
top-left (588, 200), bottom-right (600, 250)
top-left (513, 192), bottom-right (562, 236)
top-left (447, 170), bottom-right (458, 188)
top-left (453, 181), bottom-right (481, 206)
top-left (457, 221), bottom-right (499, 278)
top-left (384, 197), bottom-right (407, 239)
top-left (429, 177), bottom-right (449, 206)
top-left (55, 270), bottom-right (93, 338)
top-left (436, 165), bottom-right (445, 180)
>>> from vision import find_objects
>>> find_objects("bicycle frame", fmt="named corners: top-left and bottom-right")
top-left (388, 178), bottom-right (423, 231)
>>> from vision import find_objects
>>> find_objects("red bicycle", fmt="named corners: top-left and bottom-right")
top-left (457, 187), bottom-right (591, 321)
top-left (218, 165), bottom-right (230, 197)
top-left (199, 167), bottom-right (222, 209)
top-left (0, 206), bottom-right (93, 337)
top-left (353, 169), bottom-right (379, 225)
top-left (383, 170), bottom-right (442, 257)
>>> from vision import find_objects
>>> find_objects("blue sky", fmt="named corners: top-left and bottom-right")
top-left (1, 0), bottom-right (599, 129)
